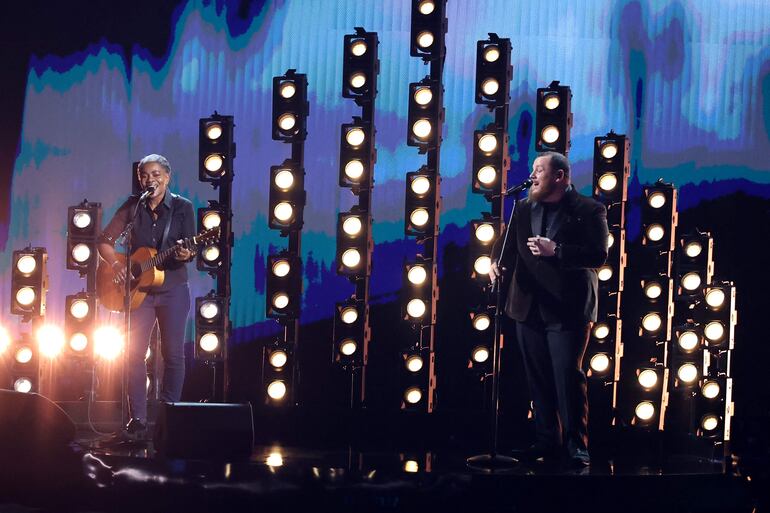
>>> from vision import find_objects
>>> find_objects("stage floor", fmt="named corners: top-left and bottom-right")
top-left (0, 426), bottom-right (762, 513)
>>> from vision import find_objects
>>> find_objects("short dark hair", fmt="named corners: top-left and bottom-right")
top-left (138, 154), bottom-right (171, 174)
top-left (540, 151), bottom-right (570, 179)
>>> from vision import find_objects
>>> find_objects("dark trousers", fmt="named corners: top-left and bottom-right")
top-left (516, 312), bottom-right (590, 455)
top-left (127, 283), bottom-right (190, 421)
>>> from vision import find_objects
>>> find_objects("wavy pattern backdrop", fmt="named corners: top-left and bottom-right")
top-left (1, 0), bottom-right (769, 344)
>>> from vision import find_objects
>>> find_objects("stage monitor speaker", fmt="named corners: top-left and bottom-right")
top-left (0, 390), bottom-right (76, 456)
top-left (154, 402), bottom-right (254, 460)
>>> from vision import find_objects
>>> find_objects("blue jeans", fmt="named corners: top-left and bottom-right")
top-left (127, 283), bottom-right (190, 421)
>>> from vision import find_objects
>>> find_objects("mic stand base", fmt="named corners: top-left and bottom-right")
top-left (466, 453), bottom-right (519, 472)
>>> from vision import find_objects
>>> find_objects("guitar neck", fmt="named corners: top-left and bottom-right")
top-left (138, 236), bottom-right (195, 273)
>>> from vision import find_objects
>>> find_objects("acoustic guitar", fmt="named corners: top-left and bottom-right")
top-left (97, 226), bottom-right (220, 312)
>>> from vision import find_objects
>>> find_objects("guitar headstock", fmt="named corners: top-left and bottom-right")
top-left (192, 225), bottom-right (221, 247)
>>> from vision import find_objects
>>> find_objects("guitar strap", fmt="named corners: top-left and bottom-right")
top-left (160, 193), bottom-right (178, 251)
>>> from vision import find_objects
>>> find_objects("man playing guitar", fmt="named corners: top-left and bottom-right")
top-left (98, 154), bottom-right (196, 439)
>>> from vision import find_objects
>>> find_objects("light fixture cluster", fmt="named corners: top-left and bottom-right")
top-left (8, 333), bottom-right (38, 393)
top-left (11, 247), bottom-right (48, 320)
top-left (66, 201), bottom-right (102, 277)
top-left (194, 292), bottom-right (228, 361)
top-left (535, 81), bottom-right (572, 155)
top-left (64, 292), bottom-right (96, 358)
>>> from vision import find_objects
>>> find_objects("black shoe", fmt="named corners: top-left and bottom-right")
top-left (124, 418), bottom-right (148, 441)
top-left (567, 448), bottom-right (590, 468)
top-left (520, 443), bottom-right (562, 463)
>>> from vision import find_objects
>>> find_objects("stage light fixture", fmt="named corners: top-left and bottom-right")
top-left (471, 125), bottom-right (508, 196)
top-left (469, 216), bottom-right (499, 281)
top-left (641, 181), bottom-right (677, 250)
top-left (404, 168), bottom-right (438, 239)
top-left (266, 251), bottom-right (302, 320)
top-left (405, 387), bottom-right (423, 404)
top-left (335, 208), bottom-right (371, 278)
top-left (410, 0), bottom-right (446, 60)
top-left (15, 345), bottom-right (33, 364)
top-left (343, 28), bottom-right (379, 104)
top-left (695, 376), bottom-right (733, 439)
top-left (589, 353), bottom-right (611, 373)
top-left (471, 310), bottom-right (491, 331)
top-left (333, 297), bottom-right (368, 367)
top-left (268, 159), bottom-right (306, 233)
top-left (475, 34), bottom-right (511, 108)
top-left (402, 257), bottom-right (436, 326)
top-left (67, 201), bottom-right (101, 274)
top-left (14, 377), bottom-right (33, 393)
top-left (65, 292), bottom-right (96, 357)
top-left (472, 345), bottom-right (490, 363)
top-left (195, 292), bottom-right (228, 361)
top-left (407, 78), bottom-right (442, 152)
top-left (592, 132), bottom-right (630, 203)
top-left (406, 354), bottom-right (424, 372)
top-left (196, 202), bottom-right (228, 275)
top-left (675, 231), bottom-right (714, 299)
top-left (272, 70), bottom-right (308, 142)
top-left (199, 113), bottom-right (235, 182)
top-left (674, 324), bottom-right (702, 352)
top-left (267, 380), bottom-right (288, 401)
top-left (638, 277), bottom-right (673, 340)
top-left (339, 118), bottom-right (375, 192)
top-left (535, 81), bottom-right (572, 154)
top-left (696, 282), bottom-right (736, 353)
top-left (93, 325), bottom-right (123, 360)
top-left (11, 247), bottom-right (48, 319)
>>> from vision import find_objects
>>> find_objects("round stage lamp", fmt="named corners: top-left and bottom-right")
top-left (339, 339), bottom-right (357, 356)
top-left (404, 460), bottom-right (419, 473)
top-left (541, 125), bottom-right (560, 144)
top-left (702, 381), bottom-right (721, 399)
top-left (204, 154), bottom-right (224, 175)
top-left (677, 363), bottom-right (698, 384)
top-left (94, 326), bottom-right (124, 360)
top-left (349, 72), bottom-right (366, 89)
top-left (706, 289), bottom-right (726, 309)
top-left (414, 87), bottom-right (433, 106)
top-left (273, 202), bottom-right (294, 223)
top-left (269, 350), bottom-right (288, 368)
top-left (410, 208), bottom-right (430, 227)
top-left (406, 299), bottom-right (426, 318)
top-left (478, 134), bottom-right (497, 153)
top-left (14, 378), bottom-right (33, 394)
top-left (645, 224), bottom-right (665, 242)
top-left (704, 321), bottom-right (725, 344)
top-left (274, 170), bottom-right (295, 190)
top-left (417, 0), bottom-right (435, 15)
top-left (346, 127), bottom-right (365, 147)
top-left (267, 380), bottom-right (287, 400)
top-left (272, 293), bottom-right (290, 310)
top-left (70, 299), bottom-right (90, 319)
top-left (477, 166), bottom-right (497, 185)
top-left (72, 211), bottom-right (92, 229)
top-left (647, 191), bottom-right (666, 209)
top-left (205, 122), bottom-right (223, 139)
top-left (543, 93), bottom-right (560, 110)
top-left (589, 353), bottom-right (610, 373)
top-left (411, 176), bottom-right (431, 195)
top-left (199, 300), bottom-right (220, 320)
top-left (199, 333), bottom-right (220, 353)
top-left (277, 113), bottom-right (297, 132)
top-left (416, 31), bottom-right (434, 49)
top-left (474, 256), bottom-right (491, 276)
top-left (408, 265), bottom-right (428, 285)
top-left (472, 345), bottom-right (489, 363)
top-left (475, 223), bottom-right (495, 243)
top-left (69, 333), bottom-right (88, 352)
top-left (341, 249), bottom-right (361, 269)
top-left (472, 313), bottom-right (490, 331)
top-left (598, 173), bottom-right (617, 192)
top-left (701, 415), bottom-right (719, 432)
top-left (344, 160), bottom-right (364, 180)
top-left (638, 369), bottom-right (658, 389)
top-left (482, 79), bottom-right (499, 96)
top-left (593, 323), bottom-right (610, 340)
top-left (340, 306), bottom-right (358, 324)
top-left (342, 216), bottom-right (363, 236)
top-left (600, 142), bottom-right (618, 159)
top-left (16, 255), bottom-right (37, 275)
top-left (597, 265), bottom-right (613, 282)
top-left (678, 330), bottom-right (699, 351)
top-left (37, 325), bottom-right (65, 359)
top-left (202, 211), bottom-right (221, 230)
top-left (642, 313), bottom-right (662, 332)
top-left (266, 451), bottom-right (283, 467)
top-left (681, 272), bottom-right (702, 292)
top-left (412, 119), bottom-right (432, 139)
top-left (607, 232), bottom-right (615, 248)
top-left (644, 281), bottom-right (662, 299)
top-left (16, 287), bottom-right (36, 306)
top-left (350, 40), bottom-right (367, 56)
top-left (405, 387), bottom-right (422, 404)
top-left (72, 243), bottom-right (92, 263)
top-left (635, 401), bottom-right (655, 421)
top-left (202, 245), bottom-right (220, 262)
top-left (272, 259), bottom-right (291, 278)
top-left (483, 45), bottom-right (500, 62)
top-left (685, 241), bottom-right (702, 258)
top-left (15, 346), bottom-right (33, 364)
top-left (406, 355), bottom-right (423, 372)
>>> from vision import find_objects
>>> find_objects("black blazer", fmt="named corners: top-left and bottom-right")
top-left (494, 186), bottom-right (609, 328)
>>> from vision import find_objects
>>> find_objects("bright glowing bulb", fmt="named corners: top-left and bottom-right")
top-left (70, 299), bottom-right (90, 319)
top-left (482, 78), bottom-right (499, 96)
top-left (69, 333), bottom-right (88, 352)
top-left (339, 339), bottom-right (357, 356)
top-left (635, 401), bottom-right (655, 421)
top-left (701, 415), bottom-right (719, 431)
top-left (600, 143), bottom-right (618, 159)
top-left (590, 353), bottom-right (610, 372)
top-left (412, 119), bottom-right (432, 139)
top-left (475, 223), bottom-right (495, 243)
top-left (598, 173), bottom-right (618, 192)
top-left (638, 369), bottom-right (659, 388)
top-left (202, 211), bottom-right (221, 229)
top-left (14, 378), bottom-right (32, 394)
top-left (72, 211), bottom-right (92, 229)
top-left (199, 301), bottom-right (219, 320)
top-left (702, 381), bottom-right (721, 399)
top-left (477, 166), bottom-right (496, 185)
top-left (682, 272), bottom-right (702, 291)
top-left (272, 259), bottom-right (290, 277)
top-left (678, 330), bottom-right (699, 351)
top-left (15, 346), bottom-right (33, 364)
top-left (340, 306), bottom-right (358, 324)
top-left (478, 134), bottom-right (497, 153)
top-left (206, 123), bottom-right (223, 139)
top-left (203, 245), bottom-right (220, 262)
top-left (644, 282), bottom-right (662, 299)
top-left (704, 321), bottom-right (725, 343)
top-left (406, 299), bottom-right (426, 318)
top-left (417, 31), bottom-right (434, 49)
top-left (272, 293), bottom-right (290, 310)
top-left (472, 346), bottom-right (489, 363)
top-left (341, 249), bottom-right (361, 268)
top-left (346, 127), bottom-right (365, 147)
top-left (405, 387), bottom-right (422, 404)
top-left (473, 314), bottom-right (490, 331)
top-left (474, 256), bottom-right (492, 276)
top-left (677, 363), bottom-right (698, 384)
top-left (598, 265), bottom-right (613, 282)
top-left (16, 255), bottom-right (37, 274)
top-left (279, 81), bottom-right (296, 99)
top-left (407, 265), bottom-right (427, 285)
top-left (343, 216), bottom-right (363, 236)
top-left (648, 191), bottom-right (667, 208)
top-left (417, 0), bottom-right (435, 14)
top-left (266, 452), bottom-right (284, 467)
top-left (344, 160), bottom-right (364, 180)
top-left (274, 169), bottom-right (295, 190)
top-left (706, 289), bottom-right (726, 309)
top-left (406, 355), bottom-right (423, 372)
top-left (593, 323), bottom-right (610, 339)
top-left (642, 313), bottom-right (662, 332)
top-left (410, 208), bottom-right (430, 227)
top-left (543, 93), bottom-right (560, 110)
top-left (607, 233), bottom-right (615, 248)
top-left (277, 113), bottom-right (297, 131)
top-left (349, 72), bottom-right (367, 89)
top-left (483, 45), bottom-right (500, 62)
top-left (16, 287), bottom-right (36, 306)
top-left (270, 350), bottom-right (288, 368)
top-left (273, 202), bottom-right (294, 222)
top-left (541, 125), bottom-right (560, 144)
top-left (350, 40), bottom-right (367, 56)
top-left (411, 176), bottom-right (431, 195)
top-left (204, 154), bottom-right (223, 174)
top-left (267, 380), bottom-right (287, 400)
top-left (414, 87), bottom-right (433, 105)
top-left (685, 241), bottom-right (703, 258)
top-left (646, 224), bottom-right (665, 242)
top-left (93, 326), bottom-right (124, 360)
top-left (404, 460), bottom-right (419, 473)
top-left (72, 243), bottom-right (91, 263)
top-left (37, 324), bottom-right (65, 358)
top-left (199, 333), bottom-right (220, 352)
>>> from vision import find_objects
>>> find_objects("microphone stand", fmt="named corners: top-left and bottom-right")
top-left (467, 188), bottom-right (524, 472)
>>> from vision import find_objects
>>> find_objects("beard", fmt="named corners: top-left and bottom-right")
top-left (528, 180), bottom-right (558, 202)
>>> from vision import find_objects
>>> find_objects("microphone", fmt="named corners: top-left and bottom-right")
top-left (502, 179), bottom-right (533, 196)
top-left (138, 185), bottom-right (156, 202)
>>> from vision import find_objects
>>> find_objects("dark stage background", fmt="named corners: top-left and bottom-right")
top-left (0, 0), bottom-right (769, 456)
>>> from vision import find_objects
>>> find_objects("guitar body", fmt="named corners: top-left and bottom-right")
top-left (97, 247), bottom-right (165, 312)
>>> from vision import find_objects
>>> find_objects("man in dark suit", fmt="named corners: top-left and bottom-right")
top-left (490, 151), bottom-right (608, 467)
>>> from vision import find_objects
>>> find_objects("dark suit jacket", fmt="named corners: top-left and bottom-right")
top-left (494, 186), bottom-right (609, 328)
